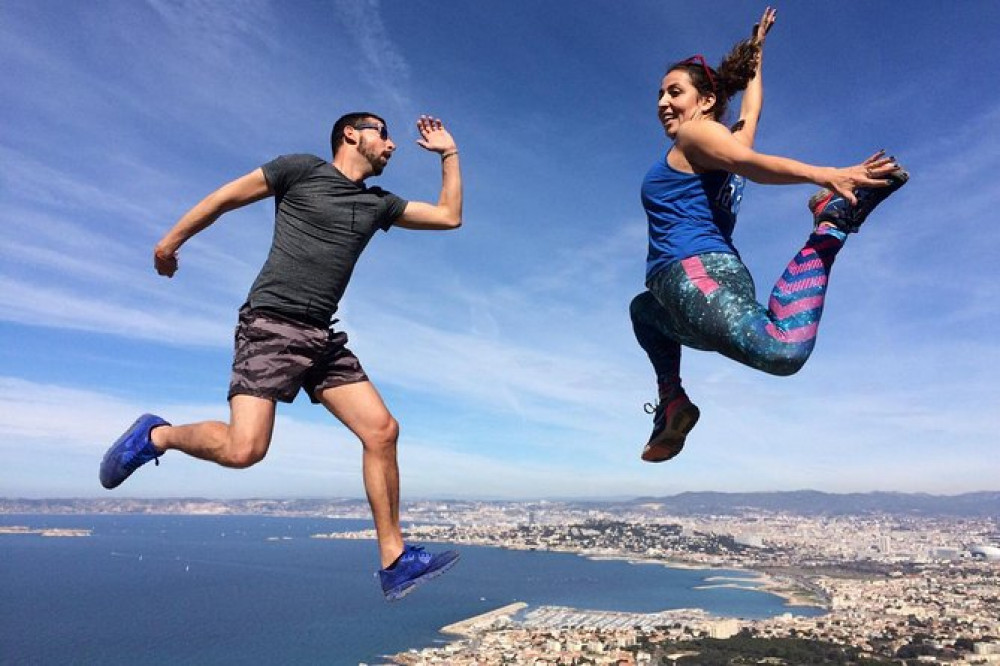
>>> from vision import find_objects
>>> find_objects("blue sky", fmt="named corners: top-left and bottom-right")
top-left (2, 0), bottom-right (998, 499)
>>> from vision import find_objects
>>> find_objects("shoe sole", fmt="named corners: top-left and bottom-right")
top-left (852, 168), bottom-right (908, 228)
top-left (641, 404), bottom-right (700, 463)
top-left (383, 554), bottom-right (460, 602)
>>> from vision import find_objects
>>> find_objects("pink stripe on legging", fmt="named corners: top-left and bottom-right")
top-left (768, 295), bottom-right (824, 320)
top-left (681, 256), bottom-right (720, 297)
top-left (775, 274), bottom-right (828, 294)
top-left (784, 255), bottom-right (825, 276)
top-left (766, 321), bottom-right (819, 343)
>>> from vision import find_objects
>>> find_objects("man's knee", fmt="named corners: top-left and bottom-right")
top-left (221, 431), bottom-right (270, 468)
top-left (224, 394), bottom-right (276, 468)
top-left (361, 415), bottom-right (399, 455)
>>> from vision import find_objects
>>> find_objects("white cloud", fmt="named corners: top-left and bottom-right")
top-left (0, 146), bottom-right (160, 227)
top-left (0, 277), bottom-right (230, 347)
top-left (332, 0), bottom-right (414, 119)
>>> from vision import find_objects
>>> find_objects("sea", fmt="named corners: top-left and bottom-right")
top-left (0, 514), bottom-right (824, 665)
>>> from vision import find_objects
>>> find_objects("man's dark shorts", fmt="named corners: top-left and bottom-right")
top-left (228, 306), bottom-right (368, 404)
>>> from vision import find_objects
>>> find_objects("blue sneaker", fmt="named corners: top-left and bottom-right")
top-left (809, 164), bottom-right (909, 233)
top-left (99, 414), bottom-right (169, 489)
top-left (377, 545), bottom-right (460, 601)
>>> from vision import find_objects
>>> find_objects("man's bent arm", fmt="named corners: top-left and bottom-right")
top-left (154, 168), bottom-right (272, 277)
top-left (395, 152), bottom-right (462, 230)
top-left (395, 116), bottom-right (463, 231)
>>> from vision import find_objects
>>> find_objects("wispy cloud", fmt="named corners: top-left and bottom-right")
top-left (332, 0), bottom-right (414, 120)
top-left (144, 0), bottom-right (278, 55)
top-left (0, 147), bottom-right (161, 227)
top-left (0, 278), bottom-right (231, 347)
top-left (0, 377), bottom-right (637, 499)
top-left (4, 372), bottom-right (989, 499)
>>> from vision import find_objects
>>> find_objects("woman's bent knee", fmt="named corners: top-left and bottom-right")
top-left (766, 361), bottom-right (804, 377)
top-left (753, 352), bottom-right (808, 377)
top-left (630, 291), bottom-right (655, 321)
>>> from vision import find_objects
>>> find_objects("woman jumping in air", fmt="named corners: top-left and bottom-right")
top-left (631, 7), bottom-right (908, 463)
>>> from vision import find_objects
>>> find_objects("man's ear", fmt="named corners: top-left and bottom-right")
top-left (341, 125), bottom-right (360, 146)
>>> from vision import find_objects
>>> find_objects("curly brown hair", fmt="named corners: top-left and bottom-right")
top-left (668, 38), bottom-right (760, 122)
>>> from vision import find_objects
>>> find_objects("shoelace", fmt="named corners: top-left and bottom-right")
top-left (402, 545), bottom-right (430, 562)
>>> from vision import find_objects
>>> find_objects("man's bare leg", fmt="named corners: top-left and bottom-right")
top-left (150, 395), bottom-right (277, 468)
top-left (317, 381), bottom-right (404, 569)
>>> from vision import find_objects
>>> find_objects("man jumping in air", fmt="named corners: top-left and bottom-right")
top-left (100, 113), bottom-right (463, 601)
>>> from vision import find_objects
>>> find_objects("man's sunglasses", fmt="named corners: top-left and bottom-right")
top-left (355, 123), bottom-right (389, 140)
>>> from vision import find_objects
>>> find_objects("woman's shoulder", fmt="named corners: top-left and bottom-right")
top-left (675, 120), bottom-right (739, 174)
top-left (675, 119), bottom-right (731, 144)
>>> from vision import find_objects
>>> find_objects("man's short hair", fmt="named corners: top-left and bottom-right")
top-left (331, 112), bottom-right (387, 155)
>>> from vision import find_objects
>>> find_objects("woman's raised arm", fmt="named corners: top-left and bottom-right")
top-left (732, 6), bottom-right (777, 148)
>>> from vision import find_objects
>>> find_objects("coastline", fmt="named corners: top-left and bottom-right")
top-left (389, 566), bottom-right (826, 664)
top-left (316, 528), bottom-right (830, 662)
top-left (349, 530), bottom-right (830, 663)
top-left (576, 551), bottom-right (826, 610)
top-left (315, 529), bottom-right (830, 613)
top-left (697, 573), bottom-right (826, 608)
top-left (4, 508), bottom-right (997, 665)
top-left (0, 525), bottom-right (92, 537)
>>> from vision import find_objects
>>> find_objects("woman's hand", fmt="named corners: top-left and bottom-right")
top-left (752, 7), bottom-right (777, 47)
top-left (822, 151), bottom-right (901, 205)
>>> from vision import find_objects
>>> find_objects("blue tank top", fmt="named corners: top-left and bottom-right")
top-left (642, 153), bottom-right (745, 281)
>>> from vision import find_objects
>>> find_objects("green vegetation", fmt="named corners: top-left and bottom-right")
top-left (633, 634), bottom-right (896, 665)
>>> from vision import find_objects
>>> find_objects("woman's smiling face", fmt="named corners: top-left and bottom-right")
top-left (657, 69), bottom-right (713, 138)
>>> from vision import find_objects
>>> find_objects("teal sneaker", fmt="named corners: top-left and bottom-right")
top-left (99, 414), bottom-right (169, 489)
top-left (377, 545), bottom-right (459, 601)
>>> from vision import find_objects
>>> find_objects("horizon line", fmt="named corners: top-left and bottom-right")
top-left (3, 489), bottom-right (999, 503)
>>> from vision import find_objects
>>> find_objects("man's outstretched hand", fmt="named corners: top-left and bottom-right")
top-left (416, 115), bottom-right (457, 155)
top-left (154, 246), bottom-right (178, 277)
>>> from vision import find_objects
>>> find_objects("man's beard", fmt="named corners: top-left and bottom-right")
top-left (359, 136), bottom-right (386, 176)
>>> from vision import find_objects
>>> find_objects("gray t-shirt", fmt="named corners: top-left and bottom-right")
top-left (246, 154), bottom-right (407, 325)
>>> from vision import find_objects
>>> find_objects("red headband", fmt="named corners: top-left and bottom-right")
top-left (679, 54), bottom-right (716, 93)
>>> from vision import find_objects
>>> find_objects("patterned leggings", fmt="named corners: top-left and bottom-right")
top-left (630, 229), bottom-right (846, 385)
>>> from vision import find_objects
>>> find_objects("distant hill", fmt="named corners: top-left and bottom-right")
top-left (0, 497), bottom-right (372, 517)
top-left (1, 491), bottom-right (997, 518)
top-left (622, 490), bottom-right (1000, 518)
